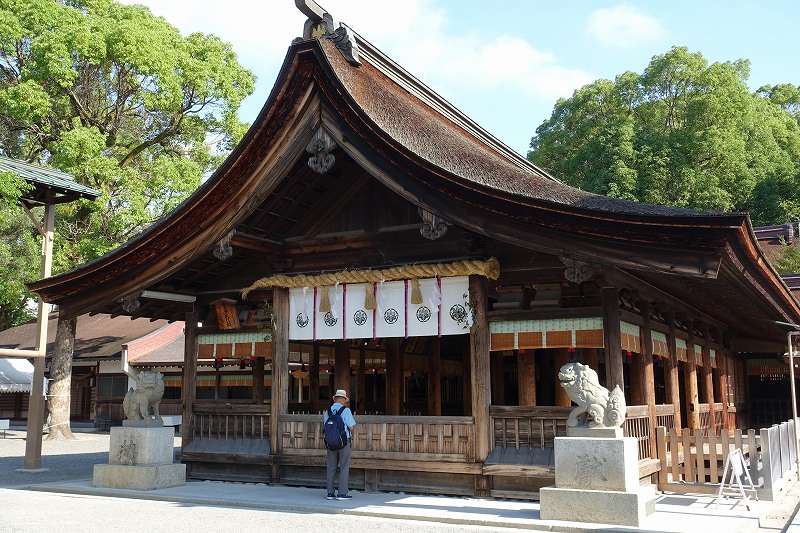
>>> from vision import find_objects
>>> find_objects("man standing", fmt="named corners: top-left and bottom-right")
top-left (325, 389), bottom-right (356, 500)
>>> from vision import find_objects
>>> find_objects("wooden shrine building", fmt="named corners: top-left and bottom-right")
top-left (28, 5), bottom-right (800, 498)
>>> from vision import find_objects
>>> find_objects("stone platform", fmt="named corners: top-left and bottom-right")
top-left (539, 435), bottom-right (656, 527)
top-left (93, 426), bottom-right (185, 491)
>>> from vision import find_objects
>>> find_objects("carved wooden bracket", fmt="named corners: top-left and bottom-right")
top-left (118, 292), bottom-right (141, 314)
top-left (560, 257), bottom-right (599, 284)
top-left (306, 127), bottom-right (337, 173)
top-left (213, 230), bottom-right (234, 261)
top-left (418, 207), bottom-right (448, 240)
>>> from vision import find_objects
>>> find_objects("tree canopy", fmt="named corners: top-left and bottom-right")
top-left (0, 0), bottom-right (255, 327)
top-left (528, 47), bottom-right (800, 226)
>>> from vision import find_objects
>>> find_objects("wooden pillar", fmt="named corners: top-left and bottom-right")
top-left (601, 286), bottom-right (624, 391)
top-left (334, 340), bottom-right (350, 395)
top-left (310, 343), bottom-right (320, 413)
top-left (253, 356), bottom-right (265, 404)
top-left (716, 340), bottom-right (730, 433)
top-left (683, 320), bottom-right (700, 430)
top-left (491, 352), bottom-right (505, 405)
top-left (554, 348), bottom-right (571, 406)
top-left (700, 325), bottom-right (715, 412)
top-left (427, 337), bottom-right (441, 416)
top-left (386, 338), bottom-right (402, 415)
top-left (357, 344), bottom-right (366, 415)
top-left (584, 348), bottom-right (600, 370)
top-left (181, 311), bottom-right (198, 449)
top-left (665, 313), bottom-right (683, 432)
top-left (469, 275), bottom-right (491, 463)
top-left (270, 287), bottom-right (290, 464)
top-left (517, 350), bottom-right (536, 406)
top-left (630, 353), bottom-right (645, 406)
top-left (639, 301), bottom-right (657, 458)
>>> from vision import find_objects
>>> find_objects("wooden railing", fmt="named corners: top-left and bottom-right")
top-left (489, 406), bottom-right (570, 450)
top-left (191, 403), bottom-right (270, 441)
top-left (698, 403), bottom-right (726, 435)
top-left (280, 414), bottom-right (475, 461)
top-left (490, 404), bottom-right (677, 462)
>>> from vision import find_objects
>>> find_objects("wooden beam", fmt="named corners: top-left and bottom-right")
top-left (554, 348), bottom-right (571, 406)
top-left (639, 301), bottom-right (658, 458)
top-left (601, 286), bottom-right (625, 391)
top-left (182, 311), bottom-right (198, 450)
top-left (518, 350), bottom-right (536, 406)
top-left (386, 338), bottom-right (402, 415)
top-left (271, 287), bottom-right (290, 463)
top-left (684, 320), bottom-right (700, 430)
top-left (470, 275), bottom-right (491, 462)
top-left (665, 312), bottom-right (683, 432)
top-left (427, 337), bottom-right (441, 416)
top-left (310, 343), bottom-right (320, 413)
top-left (334, 339), bottom-right (350, 395)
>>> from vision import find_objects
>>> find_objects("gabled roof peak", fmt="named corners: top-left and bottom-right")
top-left (295, 0), bottom-right (360, 65)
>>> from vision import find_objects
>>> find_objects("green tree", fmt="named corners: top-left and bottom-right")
top-left (0, 0), bottom-right (255, 438)
top-left (528, 47), bottom-right (800, 225)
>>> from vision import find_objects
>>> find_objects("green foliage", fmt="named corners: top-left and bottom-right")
top-left (773, 237), bottom-right (800, 275)
top-left (529, 47), bottom-right (800, 225)
top-left (0, 0), bottom-right (256, 327)
top-left (0, 206), bottom-right (37, 329)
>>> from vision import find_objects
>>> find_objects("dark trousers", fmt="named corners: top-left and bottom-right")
top-left (326, 442), bottom-right (351, 495)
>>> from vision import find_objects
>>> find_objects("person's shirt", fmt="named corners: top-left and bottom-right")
top-left (323, 402), bottom-right (357, 439)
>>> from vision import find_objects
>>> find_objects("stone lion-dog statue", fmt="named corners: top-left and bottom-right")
top-left (123, 370), bottom-right (165, 422)
top-left (558, 362), bottom-right (625, 429)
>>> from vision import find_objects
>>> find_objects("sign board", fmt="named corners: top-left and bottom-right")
top-left (716, 448), bottom-right (757, 511)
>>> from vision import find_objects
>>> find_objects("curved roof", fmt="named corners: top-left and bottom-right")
top-left (0, 156), bottom-right (101, 206)
top-left (25, 28), bottom-right (800, 336)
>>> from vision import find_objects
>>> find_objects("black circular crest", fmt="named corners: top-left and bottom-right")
top-left (383, 308), bottom-right (399, 324)
top-left (449, 304), bottom-right (467, 323)
top-left (296, 313), bottom-right (309, 328)
top-left (353, 309), bottom-right (368, 326)
top-left (324, 312), bottom-right (338, 327)
top-left (416, 306), bottom-right (432, 323)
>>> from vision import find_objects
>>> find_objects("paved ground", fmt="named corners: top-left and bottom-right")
top-left (2, 428), bottom-right (800, 532)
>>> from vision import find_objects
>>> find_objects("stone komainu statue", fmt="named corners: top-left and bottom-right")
top-left (122, 370), bottom-right (165, 421)
top-left (558, 362), bottom-right (626, 429)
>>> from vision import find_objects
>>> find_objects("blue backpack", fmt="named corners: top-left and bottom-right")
top-left (324, 405), bottom-right (349, 451)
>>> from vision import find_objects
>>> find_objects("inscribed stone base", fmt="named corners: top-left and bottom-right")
top-left (553, 436), bottom-right (639, 492)
top-left (539, 484), bottom-right (656, 527)
top-left (108, 426), bottom-right (175, 466)
top-left (93, 463), bottom-right (186, 491)
top-left (122, 418), bottom-right (163, 428)
top-left (566, 426), bottom-right (623, 438)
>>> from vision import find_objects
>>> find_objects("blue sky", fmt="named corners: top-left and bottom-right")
top-left (121, 1), bottom-right (799, 155)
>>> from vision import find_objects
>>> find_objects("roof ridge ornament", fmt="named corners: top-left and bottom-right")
top-left (295, 0), bottom-right (360, 65)
top-left (306, 127), bottom-right (337, 173)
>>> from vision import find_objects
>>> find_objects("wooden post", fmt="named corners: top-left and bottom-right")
top-left (601, 286), bottom-right (625, 391)
top-left (639, 301), bottom-right (658, 458)
top-left (584, 348), bottom-right (600, 370)
top-left (684, 320), bottom-right (700, 430)
top-left (700, 325), bottom-right (715, 428)
top-left (665, 313), bottom-right (683, 432)
top-left (469, 275), bottom-right (491, 464)
top-left (517, 350), bottom-right (536, 406)
top-left (181, 311), bottom-right (198, 449)
top-left (334, 340), bottom-right (350, 395)
top-left (357, 344), bottom-right (366, 415)
top-left (253, 355), bottom-right (265, 404)
top-left (270, 287), bottom-right (290, 473)
top-left (554, 348), bottom-right (571, 406)
top-left (386, 338), bottom-right (402, 415)
top-left (310, 343), bottom-right (320, 413)
top-left (491, 351), bottom-right (505, 405)
top-left (427, 337), bottom-right (441, 416)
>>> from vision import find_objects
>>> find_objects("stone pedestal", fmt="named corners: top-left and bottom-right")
top-left (539, 436), bottom-right (656, 527)
top-left (93, 426), bottom-right (185, 490)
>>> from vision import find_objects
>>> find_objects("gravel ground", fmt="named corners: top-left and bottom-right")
top-left (0, 429), bottom-right (180, 487)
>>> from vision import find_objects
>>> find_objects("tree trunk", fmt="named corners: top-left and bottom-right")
top-left (45, 314), bottom-right (76, 440)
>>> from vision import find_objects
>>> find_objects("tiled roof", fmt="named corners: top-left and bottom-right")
top-left (0, 155), bottom-right (101, 205)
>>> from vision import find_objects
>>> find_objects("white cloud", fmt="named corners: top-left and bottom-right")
top-left (586, 3), bottom-right (666, 47)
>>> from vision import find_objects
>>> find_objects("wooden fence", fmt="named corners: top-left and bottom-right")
top-left (191, 403), bottom-right (270, 441)
top-left (280, 414), bottom-right (475, 461)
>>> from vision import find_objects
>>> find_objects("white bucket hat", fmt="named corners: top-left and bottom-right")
top-left (333, 389), bottom-right (349, 401)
